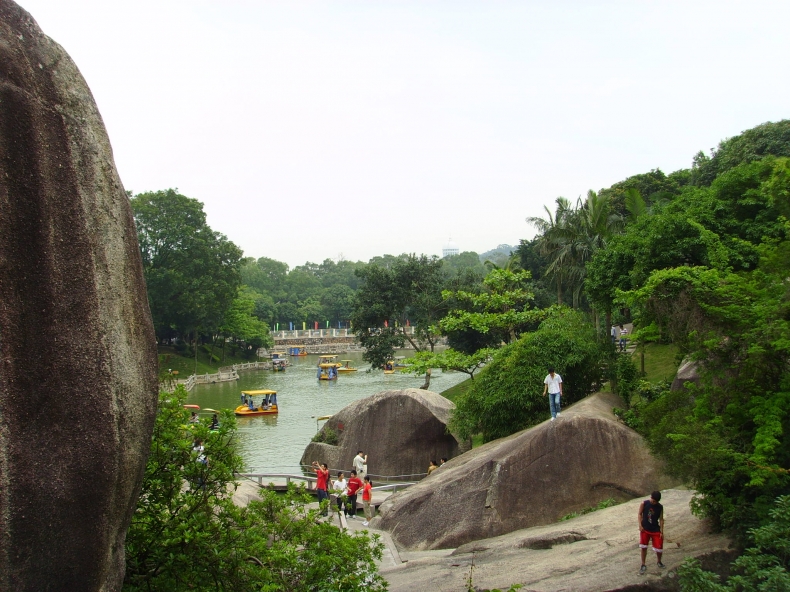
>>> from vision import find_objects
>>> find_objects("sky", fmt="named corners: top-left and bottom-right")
top-left (17, 0), bottom-right (790, 268)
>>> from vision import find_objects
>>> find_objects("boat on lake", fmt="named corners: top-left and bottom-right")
top-left (317, 355), bottom-right (340, 380)
top-left (288, 346), bottom-right (308, 356)
top-left (337, 360), bottom-right (358, 373)
top-left (235, 390), bottom-right (278, 416)
top-left (383, 360), bottom-right (395, 374)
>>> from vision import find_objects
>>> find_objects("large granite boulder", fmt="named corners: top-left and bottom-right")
top-left (373, 392), bottom-right (678, 550)
top-left (301, 389), bottom-right (464, 477)
top-left (0, 2), bottom-right (159, 590)
top-left (381, 489), bottom-right (735, 592)
top-left (672, 357), bottom-right (701, 391)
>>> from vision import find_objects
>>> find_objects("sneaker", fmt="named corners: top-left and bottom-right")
top-left (362, 521), bottom-right (369, 526)
top-left (639, 565), bottom-right (646, 575)
top-left (556, 412), bottom-right (561, 417)
top-left (658, 562), bottom-right (666, 569)
top-left (550, 417), bottom-right (555, 421)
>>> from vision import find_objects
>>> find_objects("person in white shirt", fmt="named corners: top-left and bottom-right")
top-left (542, 367), bottom-right (563, 421)
top-left (353, 450), bottom-right (367, 479)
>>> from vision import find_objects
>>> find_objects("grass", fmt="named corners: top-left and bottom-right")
top-left (632, 342), bottom-right (681, 383)
top-left (560, 498), bottom-right (619, 521)
top-left (441, 378), bottom-right (473, 403)
top-left (158, 344), bottom-right (261, 378)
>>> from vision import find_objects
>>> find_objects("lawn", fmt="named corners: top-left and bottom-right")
top-left (158, 344), bottom-right (262, 378)
top-left (632, 342), bottom-right (681, 383)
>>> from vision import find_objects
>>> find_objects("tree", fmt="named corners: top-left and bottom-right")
top-left (124, 388), bottom-right (386, 591)
top-left (404, 347), bottom-right (494, 382)
top-left (449, 308), bottom-right (605, 442)
top-left (351, 254), bottom-right (446, 369)
top-left (131, 189), bottom-right (242, 341)
top-left (220, 288), bottom-right (273, 358)
top-left (439, 269), bottom-right (544, 346)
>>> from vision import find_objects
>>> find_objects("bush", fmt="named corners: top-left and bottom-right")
top-left (312, 426), bottom-right (339, 446)
top-left (449, 308), bottom-right (606, 442)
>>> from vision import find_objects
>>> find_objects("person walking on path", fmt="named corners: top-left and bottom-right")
top-left (619, 325), bottom-right (629, 352)
top-left (362, 475), bottom-right (374, 526)
top-left (311, 461), bottom-right (330, 516)
top-left (346, 470), bottom-right (363, 519)
top-left (353, 450), bottom-right (367, 479)
top-left (543, 367), bottom-right (563, 421)
top-left (638, 491), bottom-right (665, 574)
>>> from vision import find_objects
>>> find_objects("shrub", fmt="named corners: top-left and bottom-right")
top-left (450, 308), bottom-right (606, 442)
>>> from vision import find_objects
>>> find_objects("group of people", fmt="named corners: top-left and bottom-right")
top-left (426, 457), bottom-right (447, 475)
top-left (241, 393), bottom-right (276, 411)
top-left (311, 450), bottom-right (374, 526)
top-left (189, 411), bottom-right (220, 430)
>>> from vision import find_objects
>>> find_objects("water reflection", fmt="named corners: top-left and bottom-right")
top-left (186, 350), bottom-right (466, 473)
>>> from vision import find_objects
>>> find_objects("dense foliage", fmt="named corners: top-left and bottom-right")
top-left (131, 189), bottom-right (243, 342)
top-left (125, 388), bottom-right (386, 591)
top-left (678, 495), bottom-right (790, 590)
top-left (449, 308), bottom-right (605, 442)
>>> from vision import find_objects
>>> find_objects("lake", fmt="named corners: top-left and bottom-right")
top-left (186, 351), bottom-right (467, 473)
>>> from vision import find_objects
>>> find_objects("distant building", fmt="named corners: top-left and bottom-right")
top-left (442, 238), bottom-right (459, 258)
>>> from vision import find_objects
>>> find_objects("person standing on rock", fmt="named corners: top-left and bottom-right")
top-left (353, 450), bottom-right (367, 479)
top-left (311, 461), bottom-right (330, 516)
top-left (543, 367), bottom-right (563, 421)
top-left (638, 491), bottom-right (665, 574)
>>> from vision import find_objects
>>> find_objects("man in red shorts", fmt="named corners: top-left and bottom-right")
top-left (638, 490), bottom-right (665, 574)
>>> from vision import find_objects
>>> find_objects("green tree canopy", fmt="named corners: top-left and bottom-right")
top-left (131, 189), bottom-right (242, 340)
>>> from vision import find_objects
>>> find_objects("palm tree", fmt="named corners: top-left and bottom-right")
top-left (527, 191), bottom-right (622, 308)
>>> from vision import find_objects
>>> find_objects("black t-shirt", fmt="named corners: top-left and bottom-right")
top-left (641, 500), bottom-right (663, 532)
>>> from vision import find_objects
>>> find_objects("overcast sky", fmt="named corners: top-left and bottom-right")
top-left (17, 0), bottom-right (790, 268)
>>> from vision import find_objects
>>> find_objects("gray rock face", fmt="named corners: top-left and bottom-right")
top-left (381, 489), bottom-right (735, 592)
top-left (672, 357), bottom-right (701, 391)
top-left (301, 389), bottom-right (463, 477)
top-left (373, 392), bottom-right (679, 550)
top-left (0, 2), bottom-right (159, 590)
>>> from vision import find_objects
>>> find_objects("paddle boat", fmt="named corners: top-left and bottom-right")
top-left (317, 363), bottom-right (338, 380)
top-left (234, 390), bottom-right (278, 416)
top-left (337, 360), bottom-right (358, 373)
top-left (393, 356), bottom-right (410, 369)
top-left (288, 346), bottom-right (308, 356)
top-left (272, 358), bottom-right (287, 372)
top-left (383, 360), bottom-right (395, 374)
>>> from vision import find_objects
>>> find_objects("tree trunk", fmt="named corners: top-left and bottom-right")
top-left (420, 368), bottom-right (432, 390)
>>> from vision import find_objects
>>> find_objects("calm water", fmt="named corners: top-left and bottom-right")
top-left (186, 351), bottom-right (466, 473)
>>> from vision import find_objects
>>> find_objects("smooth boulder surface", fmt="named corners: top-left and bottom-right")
top-left (301, 388), bottom-right (463, 476)
top-left (373, 392), bottom-right (678, 550)
top-left (381, 489), bottom-right (735, 592)
top-left (0, 2), bottom-right (159, 590)
top-left (672, 357), bottom-right (701, 391)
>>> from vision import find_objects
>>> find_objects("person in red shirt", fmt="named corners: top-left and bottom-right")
top-left (311, 461), bottom-right (330, 516)
top-left (345, 470), bottom-right (363, 519)
top-left (362, 475), bottom-right (374, 526)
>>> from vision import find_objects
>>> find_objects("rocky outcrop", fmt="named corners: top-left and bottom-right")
top-left (672, 357), bottom-right (701, 391)
top-left (301, 389), bottom-right (463, 477)
top-left (381, 489), bottom-right (735, 592)
top-left (0, 2), bottom-right (159, 590)
top-left (372, 392), bottom-right (678, 550)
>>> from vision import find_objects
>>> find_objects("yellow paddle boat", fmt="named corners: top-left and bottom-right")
top-left (288, 346), bottom-right (308, 356)
top-left (337, 360), bottom-right (358, 373)
top-left (316, 355), bottom-right (341, 380)
top-left (383, 360), bottom-right (395, 374)
top-left (234, 390), bottom-right (278, 416)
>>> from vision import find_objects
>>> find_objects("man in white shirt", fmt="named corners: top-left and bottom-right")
top-left (542, 367), bottom-right (563, 421)
top-left (353, 450), bottom-right (367, 479)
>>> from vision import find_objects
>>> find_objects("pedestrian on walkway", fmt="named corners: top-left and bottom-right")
top-left (543, 367), bottom-right (563, 421)
top-left (332, 472), bottom-right (347, 516)
top-left (638, 491), bottom-right (665, 574)
top-left (312, 461), bottom-right (330, 516)
top-left (353, 450), bottom-right (367, 479)
top-left (362, 475), bottom-right (374, 526)
top-left (346, 470), bottom-right (363, 519)
top-left (619, 325), bottom-right (629, 352)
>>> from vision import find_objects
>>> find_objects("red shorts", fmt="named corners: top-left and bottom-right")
top-left (639, 530), bottom-right (663, 551)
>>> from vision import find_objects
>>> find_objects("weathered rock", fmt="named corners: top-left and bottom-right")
top-left (672, 357), bottom-right (701, 391)
top-left (0, 2), bottom-right (159, 590)
top-left (381, 489), bottom-right (735, 592)
top-left (300, 389), bottom-right (463, 477)
top-left (372, 392), bottom-right (679, 550)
